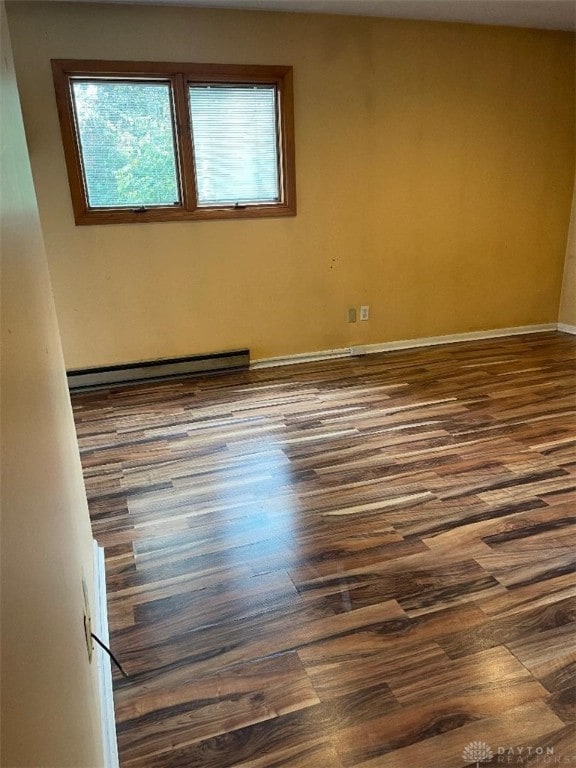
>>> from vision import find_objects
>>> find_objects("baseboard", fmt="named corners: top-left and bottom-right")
top-left (350, 324), bottom-right (557, 357)
top-left (251, 324), bottom-right (557, 368)
top-left (251, 347), bottom-right (350, 369)
top-left (557, 322), bottom-right (576, 335)
top-left (68, 349), bottom-right (249, 390)
top-left (93, 542), bottom-right (119, 768)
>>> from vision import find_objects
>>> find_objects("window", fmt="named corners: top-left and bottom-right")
top-left (51, 61), bottom-right (296, 224)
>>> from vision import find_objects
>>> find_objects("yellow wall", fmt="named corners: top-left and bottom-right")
top-left (0, 4), bottom-right (104, 765)
top-left (7, 1), bottom-right (575, 368)
top-left (559, 183), bottom-right (576, 326)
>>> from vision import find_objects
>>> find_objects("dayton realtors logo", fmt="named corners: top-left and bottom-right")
top-left (461, 740), bottom-right (568, 765)
top-left (463, 741), bottom-right (495, 767)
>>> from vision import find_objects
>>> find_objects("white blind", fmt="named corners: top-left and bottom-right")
top-left (189, 85), bottom-right (280, 206)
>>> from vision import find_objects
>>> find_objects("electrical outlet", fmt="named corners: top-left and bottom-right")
top-left (348, 308), bottom-right (357, 323)
top-left (82, 577), bottom-right (93, 662)
top-left (360, 305), bottom-right (370, 321)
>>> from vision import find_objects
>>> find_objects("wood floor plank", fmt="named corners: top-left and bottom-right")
top-left (115, 652), bottom-right (321, 763)
top-left (352, 700), bottom-right (565, 768)
top-left (507, 623), bottom-right (576, 678)
top-left (334, 682), bottom-right (555, 767)
top-left (299, 639), bottom-right (450, 701)
top-left (385, 645), bottom-right (545, 704)
top-left (127, 684), bottom-right (396, 768)
top-left (438, 597), bottom-right (576, 659)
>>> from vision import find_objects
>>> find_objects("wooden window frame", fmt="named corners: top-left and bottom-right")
top-left (51, 60), bottom-right (297, 225)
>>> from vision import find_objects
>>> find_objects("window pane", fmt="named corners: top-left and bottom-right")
top-left (71, 80), bottom-right (180, 208)
top-left (189, 85), bottom-right (280, 206)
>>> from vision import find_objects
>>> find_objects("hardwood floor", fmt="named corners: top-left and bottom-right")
top-left (71, 331), bottom-right (576, 767)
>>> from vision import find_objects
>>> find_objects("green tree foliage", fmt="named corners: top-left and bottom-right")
top-left (72, 80), bottom-right (180, 208)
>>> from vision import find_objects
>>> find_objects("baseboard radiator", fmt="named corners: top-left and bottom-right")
top-left (67, 349), bottom-right (250, 390)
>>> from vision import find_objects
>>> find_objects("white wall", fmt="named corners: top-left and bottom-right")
top-left (0, 3), bottom-right (105, 764)
top-left (559, 182), bottom-right (576, 326)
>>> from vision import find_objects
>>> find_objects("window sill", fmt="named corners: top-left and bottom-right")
top-left (73, 202), bottom-right (297, 226)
